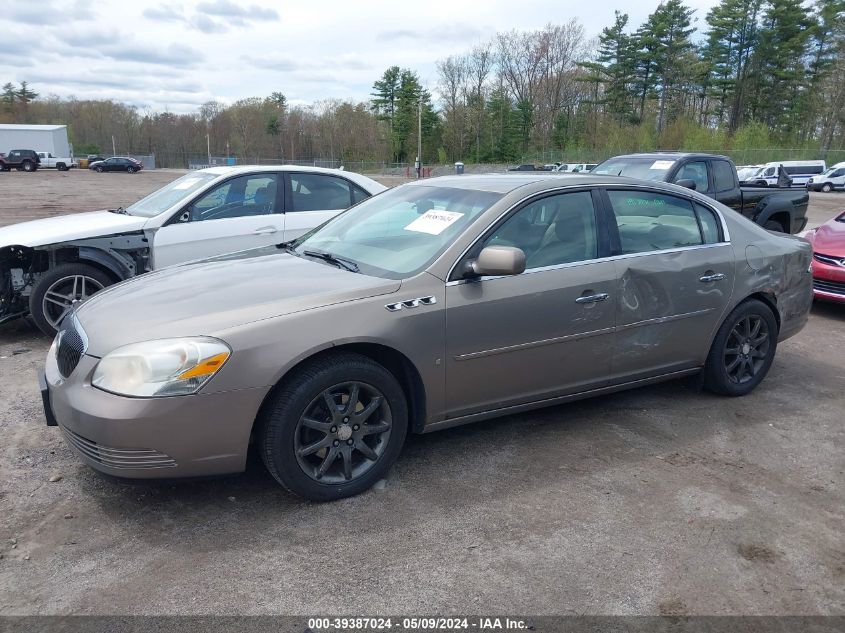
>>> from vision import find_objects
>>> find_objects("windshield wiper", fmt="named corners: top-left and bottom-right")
top-left (108, 206), bottom-right (127, 214)
top-left (302, 250), bottom-right (359, 273)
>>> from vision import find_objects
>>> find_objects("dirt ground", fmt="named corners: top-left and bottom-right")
top-left (0, 168), bottom-right (843, 616)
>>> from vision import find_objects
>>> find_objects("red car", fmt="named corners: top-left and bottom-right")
top-left (804, 211), bottom-right (845, 303)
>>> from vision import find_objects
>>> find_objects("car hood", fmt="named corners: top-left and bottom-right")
top-left (75, 248), bottom-right (401, 357)
top-left (0, 211), bottom-right (148, 248)
top-left (808, 217), bottom-right (845, 257)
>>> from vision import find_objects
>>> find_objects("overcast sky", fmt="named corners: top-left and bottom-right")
top-left (0, 0), bottom-right (721, 114)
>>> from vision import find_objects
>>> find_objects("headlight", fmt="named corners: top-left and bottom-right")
top-left (92, 337), bottom-right (230, 397)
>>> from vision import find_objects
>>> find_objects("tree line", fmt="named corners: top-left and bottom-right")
top-left (1, 0), bottom-right (843, 168)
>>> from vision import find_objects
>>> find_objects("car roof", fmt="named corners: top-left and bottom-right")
top-left (196, 164), bottom-right (386, 192)
top-left (402, 173), bottom-right (643, 194)
top-left (604, 152), bottom-right (732, 162)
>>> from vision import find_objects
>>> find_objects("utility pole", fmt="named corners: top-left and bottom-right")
top-left (417, 99), bottom-right (422, 178)
top-left (111, 135), bottom-right (116, 157)
top-left (206, 132), bottom-right (211, 167)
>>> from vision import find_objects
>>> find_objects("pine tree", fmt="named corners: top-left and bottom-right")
top-left (701, 0), bottom-right (763, 130)
top-left (371, 67), bottom-right (401, 133)
top-left (598, 12), bottom-right (637, 121)
top-left (749, 0), bottom-right (813, 134)
top-left (1, 82), bottom-right (16, 115)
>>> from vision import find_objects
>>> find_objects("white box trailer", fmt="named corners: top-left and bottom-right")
top-left (0, 124), bottom-right (71, 157)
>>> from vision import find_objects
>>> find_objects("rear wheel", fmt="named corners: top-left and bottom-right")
top-left (29, 263), bottom-right (115, 336)
top-left (22, 160), bottom-right (35, 172)
top-left (703, 299), bottom-right (778, 397)
top-left (57, 163), bottom-right (68, 171)
top-left (821, 183), bottom-right (833, 193)
top-left (260, 352), bottom-right (408, 501)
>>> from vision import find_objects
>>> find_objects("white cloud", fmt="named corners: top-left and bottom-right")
top-left (0, 0), bottom-right (723, 114)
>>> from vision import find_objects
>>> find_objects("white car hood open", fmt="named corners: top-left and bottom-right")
top-left (0, 211), bottom-right (149, 248)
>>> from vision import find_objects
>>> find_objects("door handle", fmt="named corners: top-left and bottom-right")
top-left (575, 292), bottom-right (610, 304)
top-left (699, 273), bottom-right (726, 282)
top-left (253, 227), bottom-right (278, 235)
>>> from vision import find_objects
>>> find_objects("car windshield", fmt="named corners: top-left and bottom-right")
top-left (593, 157), bottom-right (677, 180)
top-left (291, 185), bottom-right (502, 279)
top-left (125, 172), bottom-right (219, 217)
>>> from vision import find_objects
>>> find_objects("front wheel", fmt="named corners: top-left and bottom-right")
top-left (821, 183), bottom-right (833, 193)
top-left (763, 220), bottom-right (785, 232)
top-left (22, 160), bottom-right (35, 172)
top-left (29, 263), bottom-right (115, 336)
top-left (126, 166), bottom-right (136, 173)
top-left (95, 165), bottom-right (104, 173)
top-left (703, 299), bottom-right (778, 397)
top-left (260, 353), bottom-right (408, 501)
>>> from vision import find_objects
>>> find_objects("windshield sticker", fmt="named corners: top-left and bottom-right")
top-left (404, 209), bottom-right (464, 235)
top-left (650, 160), bottom-right (675, 170)
top-left (173, 178), bottom-right (202, 190)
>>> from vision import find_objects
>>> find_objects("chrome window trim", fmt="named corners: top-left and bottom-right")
top-left (445, 182), bottom-right (732, 284)
top-left (445, 242), bottom-right (733, 287)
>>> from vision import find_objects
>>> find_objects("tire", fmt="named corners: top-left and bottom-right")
top-left (763, 220), bottom-right (785, 232)
top-left (821, 183), bottom-right (832, 193)
top-left (703, 299), bottom-right (778, 397)
top-left (29, 263), bottom-right (115, 336)
top-left (21, 160), bottom-right (34, 172)
top-left (126, 166), bottom-right (136, 173)
top-left (260, 352), bottom-right (408, 501)
top-left (95, 165), bottom-right (104, 173)
top-left (57, 163), bottom-right (68, 171)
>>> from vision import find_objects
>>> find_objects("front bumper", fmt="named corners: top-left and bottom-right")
top-left (42, 352), bottom-right (269, 479)
top-left (811, 256), bottom-right (845, 303)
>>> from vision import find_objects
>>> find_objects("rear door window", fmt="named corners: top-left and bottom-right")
top-left (607, 190), bottom-right (703, 254)
top-left (290, 174), bottom-right (353, 211)
top-left (712, 161), bottom-right (736, 192)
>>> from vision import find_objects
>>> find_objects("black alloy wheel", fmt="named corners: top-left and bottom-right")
top-left (260, 352), bottom-right (408, 501)
top-left (703, 299), bottom-right (778, 396)
top-left (723, 314), bottom-right (770, 385)
top-left (294, 381), bottom-right (392, 484)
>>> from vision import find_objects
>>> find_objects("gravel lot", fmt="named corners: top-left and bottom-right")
top-left (0, 169), bottom-right (843, 616)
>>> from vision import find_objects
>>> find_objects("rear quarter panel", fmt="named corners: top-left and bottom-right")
top-left (721, 213), bottom-right (813, 340)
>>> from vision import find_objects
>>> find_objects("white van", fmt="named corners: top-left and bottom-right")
top-left (749, 160), bottom-right (826, 187)
top-left (806, 162), bottom-right (845, 192)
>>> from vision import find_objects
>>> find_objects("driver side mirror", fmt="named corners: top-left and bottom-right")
top-left (464, 246), bottom-right (526, 278)
top-left (675, 178), bottom-right (697, 190)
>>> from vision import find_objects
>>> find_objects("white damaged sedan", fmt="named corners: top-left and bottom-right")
top-left (0, 165), bottom-right (385, 334)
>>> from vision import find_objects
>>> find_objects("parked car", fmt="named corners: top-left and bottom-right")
top-left (86, 154), bottom-right (105, 164)
top-left (37, 152), bottom-right (77, 171)
top-left (592, 153), bottom-right (809, 233)
top-left (89, 156), bottom-right (143, 173)
top-left (569, 163), bottom-right (597, 173)
top-left (40, 173), bottom-right (813, 500)
top-left (0, 149), bottom-right (40, 172)
top-left (747, 160), bottom-right (826, 188)
top-left (806, 162), bottom-right (845, 192)
top-left (803, 211), bottom-right (845, 303)
top-left (0, 166), bottom-right (386, 335)
top-left (508, 164), bottom-right (537, 171)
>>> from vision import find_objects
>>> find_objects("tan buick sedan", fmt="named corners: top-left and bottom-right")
top-left (40, 174), bottom-right (813, 500)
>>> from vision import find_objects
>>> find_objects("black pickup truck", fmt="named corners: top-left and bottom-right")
top-left (593, 152), bottom-right (809, 233)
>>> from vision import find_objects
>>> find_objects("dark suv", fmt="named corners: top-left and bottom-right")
top-left (0, 149), bottom-right (40, 172)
